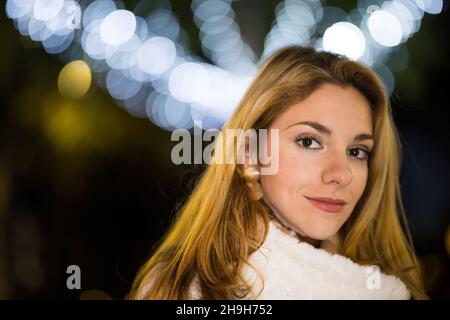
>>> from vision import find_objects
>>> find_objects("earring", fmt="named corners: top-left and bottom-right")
top-left (243, 166), bottom-right (260, 181)
top-left (241, 166), bottom-right (263, 201)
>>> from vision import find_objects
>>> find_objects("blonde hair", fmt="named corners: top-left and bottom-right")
top-left (128, 46), bottom-right (428, 300)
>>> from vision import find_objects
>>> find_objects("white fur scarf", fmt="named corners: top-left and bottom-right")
top-left (189, 219), bottom-right (411, 300)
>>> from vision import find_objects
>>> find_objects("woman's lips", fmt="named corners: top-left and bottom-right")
top-left (304, 196), bottom-right (346, 213)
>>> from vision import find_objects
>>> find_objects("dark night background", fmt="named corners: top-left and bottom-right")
top-left (0, 0), bottom-right (449, 299)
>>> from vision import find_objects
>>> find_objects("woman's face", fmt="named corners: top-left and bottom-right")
top-left (259, 83), bottom-right (374, 240)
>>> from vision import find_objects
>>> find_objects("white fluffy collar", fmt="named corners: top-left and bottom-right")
top-left (189, 218), bottom-right (410, 300)
top-left (237, 219), bottom-right (411, 299)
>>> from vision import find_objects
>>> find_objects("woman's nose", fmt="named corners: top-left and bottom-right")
top-left (321, 151), bottom-right (353, 187)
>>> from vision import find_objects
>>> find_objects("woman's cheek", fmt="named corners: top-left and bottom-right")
top-left (281, 146), bottom-right (320, 177)
top-left (276, 158), bottom-right (314, 192)
top-left (356, 168), bottom-right (369, 198)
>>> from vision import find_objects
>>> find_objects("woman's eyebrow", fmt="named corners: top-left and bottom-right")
top-left (285, 121), bottom-right (374, 142)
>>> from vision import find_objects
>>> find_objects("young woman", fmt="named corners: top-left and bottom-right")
top-left (128, 45), bottom-right (428, 300)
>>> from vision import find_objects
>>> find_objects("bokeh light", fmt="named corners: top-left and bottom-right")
top-left (57, 60), bottom-right (92, 99)
top-left (80, 289), bottom-right (113, 300)
top-left (100, 9), bottom-right (136, 46)
top-left (168, 62), bottom-right (210, 104)
top-left (137, 36), bottom-right (176, 75)
top-left (43, 100), bottom-right (90, 152)
top-left (368, 10), bottom-right (403, 47)
top-left (4, 0), bottom-right (445, 132)
top-left (416, 0), bottom-right (443, 15)
top-left (263, 0), bottom-right (319, 59)
top-left (323, 22), bottom-right (366, 60)
top-left (6, 0), bottom-right (34, 20)
top-left (106, 69), bottom-right (142, 100)
top-left (33, 0), bottom-right (64, 22)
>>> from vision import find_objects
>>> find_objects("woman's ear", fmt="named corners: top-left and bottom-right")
top-left (239, 137), bottom-right (260, 180)
top-left (236, 139), bottom-right (263, 200)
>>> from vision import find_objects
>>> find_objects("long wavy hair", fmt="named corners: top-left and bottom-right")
top-left (128, 45), bottom-right (428, 300)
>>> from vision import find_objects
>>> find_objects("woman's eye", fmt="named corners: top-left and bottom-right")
top-left (295, 137), bottom-right (371, 160)
top-left (296, 137), bottom-right (321, 149)
top-left (348, 148), bottom-right (370, 160)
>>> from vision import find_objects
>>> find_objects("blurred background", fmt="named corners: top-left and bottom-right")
top-left (0, 0), bottom-right (449, 299)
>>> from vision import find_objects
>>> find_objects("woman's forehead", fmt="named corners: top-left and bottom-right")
top-left (271, 84), bottom-right (373, 133)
